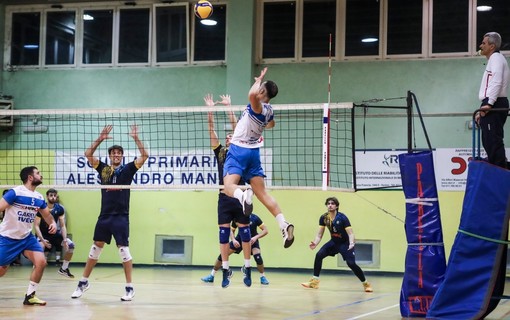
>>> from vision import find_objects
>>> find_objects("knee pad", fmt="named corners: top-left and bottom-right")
top-left (88, 244), bottom-right (102, 260)
top-left (253, 253), bottom-right (263, 266)
top-left (238, 226), bottom-right (251, 243)
top-left (119, 246), bottom-right (132, 262)
top-left (66, 238), bottom-right (75, 253)
top-left (219, 226), bottom-right (230, 244)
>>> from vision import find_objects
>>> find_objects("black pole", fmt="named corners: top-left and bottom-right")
top-left (406, 90), bottom-right (413, 153)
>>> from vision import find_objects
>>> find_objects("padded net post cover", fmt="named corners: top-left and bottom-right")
top-left (427, 161), bottom-right (510, 319)
top-left (398, 151), bottom-right (446, 317)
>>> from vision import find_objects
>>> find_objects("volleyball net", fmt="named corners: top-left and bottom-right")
top-left (0, 103), bottom-right (354, 191)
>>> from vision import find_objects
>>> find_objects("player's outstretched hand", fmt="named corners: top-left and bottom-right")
top-left (129, 124), bottom-right (139, 139)
top-left (204, 94), bottom-right (215, 107)
top-left (99, 125), bottom-right (113, 141)
top-left (217, 94), bottom-right (231, 106)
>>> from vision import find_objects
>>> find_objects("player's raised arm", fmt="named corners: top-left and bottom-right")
top-left (205, 94), bottom-right (220, 148)
top-left (248, 67), bottom-right (267, 114)
top-left (130, 124), bottom-right (149, 168)
top-left (217, 94), bottom-right (237, 131)
top-left (85, 125), bottom-right (113, 168)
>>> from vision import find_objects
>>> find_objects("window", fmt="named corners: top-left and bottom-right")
top-left (476, 0), bottom-right (510, 51)
top-left (156, 5), bottom-right (187, 63)
top-left (45, 11), bottom-right (76, 65)
top-left (194, 4), bottom-right (227, 61)
top-left (262, 1), bottom-right (296, 59)
top-left (82, 10), bottom-right (113, 65)
top-left (10, 12), bottom-right (40, 66)
top-left (386, 0), bottom-right (423, 55)
top-left (118, 8), bottom-right (150, 64)
top-left (432, 0), bottom-right (469, 54)
top-left (302, 0), bottom-right (336, 58)
top-left (345, 0), bottom-right (380, 57)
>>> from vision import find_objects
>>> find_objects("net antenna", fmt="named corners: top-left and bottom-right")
top-left (322, 33), bottom-right (333, 190)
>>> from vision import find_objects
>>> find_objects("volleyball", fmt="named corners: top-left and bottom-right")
top-left (194, 0), bottom-right (213, 19)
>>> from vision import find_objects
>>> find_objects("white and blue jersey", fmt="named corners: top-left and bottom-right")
top-left (0, 186), bottom-right (47, 240)
top-left (231, 103), bottom-right (273, 149)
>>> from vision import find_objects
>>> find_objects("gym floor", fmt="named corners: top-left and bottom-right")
top-left (1, 265), bottom-right (510, 320)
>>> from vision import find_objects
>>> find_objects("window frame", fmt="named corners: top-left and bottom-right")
top-left (256, 0), bottom-right (508, 64)
top-left (3, 1), bottom-right (226, 70)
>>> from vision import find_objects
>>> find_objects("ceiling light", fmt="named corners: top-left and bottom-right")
top-left (83, 14), bottom-right (94, 21)
top-left (361, 37), bottom-right (378, 43)
top-left (23, 44), bottom-right (39, 49)
top-left (477, 5), bottom-right (492, 12)
top-left (200, 19), bottom-right (217, 26)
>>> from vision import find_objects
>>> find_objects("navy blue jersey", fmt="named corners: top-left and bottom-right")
top-left (319, 211), bottom-right (351, 243)
top-left (214, 144), bottom-right (245, 186)
top-left (36, 203), bottom-right (64, 236)
top-left (232, 213), bottom-right (263, 236)
top-left (95, 161), bottom-right (139, 216)
top-left (213, 144), bottom-right (228, 186)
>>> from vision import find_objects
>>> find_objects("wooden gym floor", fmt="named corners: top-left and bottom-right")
top-left (1, 264), bottom-right (510, 320)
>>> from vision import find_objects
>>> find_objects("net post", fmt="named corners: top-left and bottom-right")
top-left (322, 103), bottom-right (330, 190)
top-left (406, 90), bottom-right (413, 153)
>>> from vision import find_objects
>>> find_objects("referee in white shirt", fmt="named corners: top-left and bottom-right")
top-left (477, 32), bottom-right (510, 169)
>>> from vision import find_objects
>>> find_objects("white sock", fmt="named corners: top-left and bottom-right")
top-left (81, 277), bottom-right (89, 283)
top-left (276, 213), bottom-right (286, 229)
top-left (233, 188), bottom-right (243, 204)
top-left (27, 281), bottom-right (38, 295)
top-left (211, 268), bottom-right (217, 276)
top-left (126, 282), bottom-right (133, 288)
top-left (244, 259), bottom-right (251, 268)
top-left (222, 261), bottom-right (229, 270)
top-left (62, 260), bottom-right (70, 269)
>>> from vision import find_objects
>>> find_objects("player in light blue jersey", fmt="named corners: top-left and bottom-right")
top-left (223, 67), bottom-right (295, 249)
top-left (0, 166), bottom-right (58, 306)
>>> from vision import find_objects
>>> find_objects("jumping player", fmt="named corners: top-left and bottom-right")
top-left (222, 67), bottom-right (295, 248)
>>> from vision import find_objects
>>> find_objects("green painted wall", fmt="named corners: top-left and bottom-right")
top-left (57, 188), bottom-right (464, 273)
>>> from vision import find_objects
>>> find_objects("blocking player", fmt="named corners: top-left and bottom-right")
top-left (205, 94), bottom-right (253, 288)
top-left (201, 213), bottom-right (270, 285)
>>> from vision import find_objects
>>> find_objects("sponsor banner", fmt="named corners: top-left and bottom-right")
top-left (355, 148), bottom-right (501, 191)
top-left (55, 149), bottom-right (273, 187)
top-left (355, 150), bottom-right (403, 189)
top-left (433, 148), bottom-right (481, 191)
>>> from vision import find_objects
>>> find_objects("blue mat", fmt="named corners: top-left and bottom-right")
top-left (427, 161), bottom-right (510, 319)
